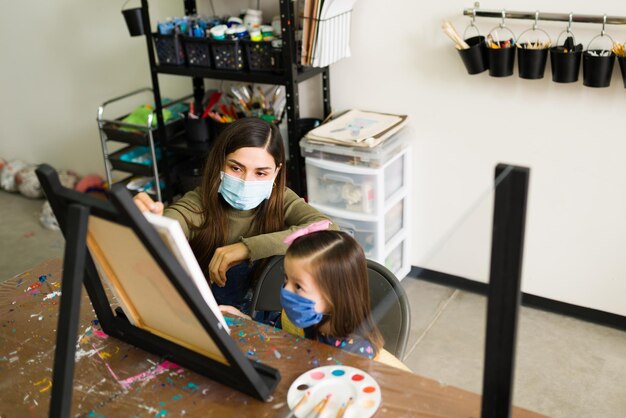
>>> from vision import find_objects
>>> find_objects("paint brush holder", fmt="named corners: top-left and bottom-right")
top-left (517, 46), bottom-right (549, 79)
top-left (486, 26), bottom-right (516, 77)
top-left (457, 36), bottom-right (489, 74)
top-left (516, 27), bottom-right (551, 80)
top-left (583, 34), bottom-right (615, 88)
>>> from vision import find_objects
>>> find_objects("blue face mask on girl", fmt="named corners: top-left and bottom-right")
top-left (280, 287), bottom-right (324, 328)
top-left (218, 171), bottom-right (274, 211)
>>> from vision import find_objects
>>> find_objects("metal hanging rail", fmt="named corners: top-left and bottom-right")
top-left (463, 3), bottom-right (626, 26)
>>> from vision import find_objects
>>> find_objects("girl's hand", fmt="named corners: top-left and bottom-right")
top-left (209, 242), bottom-right (250, 287)
top-left (133, 192), bottom-right (164, 215)
top-left (219, 305), bottom-right (251, 320)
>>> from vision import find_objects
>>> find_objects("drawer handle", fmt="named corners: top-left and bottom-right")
top-left (322, 173), bottom-right (354, 184)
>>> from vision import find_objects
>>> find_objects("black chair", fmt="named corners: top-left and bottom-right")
top-left (249, 256), bottom-right (411, 360)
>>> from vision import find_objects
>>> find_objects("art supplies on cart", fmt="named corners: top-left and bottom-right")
top-left (187, 84), bottom-right (287, 124)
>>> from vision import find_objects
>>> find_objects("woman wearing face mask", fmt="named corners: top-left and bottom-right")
top-left (134, 117), bottom-right (336, 314)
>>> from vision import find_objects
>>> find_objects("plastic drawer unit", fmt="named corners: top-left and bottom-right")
top-left (302, 130), bottom-right (412, 279)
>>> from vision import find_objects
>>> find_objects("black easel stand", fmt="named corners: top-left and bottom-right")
top-left (49, 204), bottom-right (90, 418)
top-left (481, 164), bottom-right (530, 418)
top-left (36, 164), bottom-right (280, 418)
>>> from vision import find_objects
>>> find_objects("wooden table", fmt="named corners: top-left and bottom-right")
top-left (0, 259), bottom-right (546, 417)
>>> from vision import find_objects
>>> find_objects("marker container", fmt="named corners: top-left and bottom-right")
top-left (516, 26), bottom-right (551, 80)
top-left (583, 33), bottom-right (615, 88)
top-left (486, 25), bottom-right (516, 77)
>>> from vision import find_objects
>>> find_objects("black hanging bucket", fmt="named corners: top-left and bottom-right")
top-left (615, 42), bottom-right (626, 88)
top-left (518, 46), bottom-right (549, 79)
top-left (488, 46), bottom-right (515, 77)
top-left (122, 0), bottom-right (145, 37)
top-left (583, 51), bottom-right (615, 87)
top-left (515, 25), bottom-right (551, 80)
top-left (486, 25), bottom-right (516, 77)
top-left (550, 47), bottom-right (582, 83)
top-left (458, 36), bottom-right (489, 74)
top-left (582, 33), bottom-right (616, 88)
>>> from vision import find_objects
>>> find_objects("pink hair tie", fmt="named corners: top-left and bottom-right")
top-left (283, 220), bottom-right (332, 245)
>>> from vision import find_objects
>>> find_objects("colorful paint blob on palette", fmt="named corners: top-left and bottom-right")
top-left (286, 365), bottom-right (381, 418)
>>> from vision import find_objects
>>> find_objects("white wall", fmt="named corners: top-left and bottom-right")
top-left (329, 0), bottom-right (626, 316)
top-left (2, 0), bottom-right (625, 316)
top-left (0, 0), bottom-right (190, 176)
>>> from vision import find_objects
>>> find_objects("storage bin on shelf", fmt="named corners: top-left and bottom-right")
top-left (302, 131), bottom-right (410, 216)
top-left (102, 114), bottom-right (184, 146)
top-left (109, 145), bottom-right (162, 177)
top-left (153, 33), bottom-right (186, 65)
top-left (211, 39), bottom-right (246, 71)
top-left (182, 36), bottom-right (212, 68)
top-left (243, 39), bottom-right (282, 72)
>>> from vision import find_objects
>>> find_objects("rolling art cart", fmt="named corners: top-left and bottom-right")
top-left (96, 88), bottom-right (191, 202)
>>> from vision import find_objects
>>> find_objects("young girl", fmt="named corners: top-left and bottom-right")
top-left (222, 225), bottom-right (384, 360)
top-left (134, 118), bottom-right (335, 313)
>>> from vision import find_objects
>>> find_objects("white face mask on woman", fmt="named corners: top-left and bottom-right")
top-left (218, 171), bottom-right (274, 210)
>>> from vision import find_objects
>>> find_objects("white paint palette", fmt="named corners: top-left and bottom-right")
top-left (286, 365), bottom-right (382, 418)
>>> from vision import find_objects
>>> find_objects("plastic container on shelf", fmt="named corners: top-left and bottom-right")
top-left (153, 32), bottom-right (186, 65)
top-left (330, 215), bottom-right (378, 258)
top-left (182, 36), bottom-right (212, 68)
top-left (305, 161), bottom-right (378, 214)
top-left (299, 127), bottom-right (410, 168)
top-left (385, 240), bottom-right (404, 276)
top-left (211, 39), bottom-right (246, 71)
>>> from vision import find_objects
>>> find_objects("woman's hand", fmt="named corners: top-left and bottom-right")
top-left (133, 192), bottom-right (164, 215)
top-left (219, 305), bottom-right (251, 320)
top-left (209, 242), bottom-right (250, 287)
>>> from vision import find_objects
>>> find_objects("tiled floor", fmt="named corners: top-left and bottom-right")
top-left (2, 190), bottom-right (626, 417)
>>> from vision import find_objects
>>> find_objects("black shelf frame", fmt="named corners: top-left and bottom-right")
top-left (140, 0), bottom-right (332, 200)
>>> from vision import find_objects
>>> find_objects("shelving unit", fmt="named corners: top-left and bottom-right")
top-left (96, 88), bottom-right (191, 202)
top-left (300, 132), bottom-right (413, 279)
top-left (139, 0), bottom-right (332, 201)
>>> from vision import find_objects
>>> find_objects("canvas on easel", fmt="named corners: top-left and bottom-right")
top-left (35, 164), bottom-right (280, 418)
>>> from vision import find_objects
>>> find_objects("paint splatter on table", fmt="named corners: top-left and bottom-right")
top-left (0, 259), bottom-right (546, 417)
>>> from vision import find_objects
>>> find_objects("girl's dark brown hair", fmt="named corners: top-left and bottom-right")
top-left (285, 230), bottom-right (384, 354)
top-left (171, 118), bottom-right (286, 270)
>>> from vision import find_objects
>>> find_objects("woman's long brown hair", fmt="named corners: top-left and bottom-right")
top-left (173, 118), bottom-right (286, 271)
top-left (285, 230), bottom-right (384, 354)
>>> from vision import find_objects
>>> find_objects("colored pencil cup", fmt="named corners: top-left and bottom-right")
top-left (582, 51), bottom-right (615, 88)
top-left (457, 36), bottom-right (489, 75)
top-left (122, 7), bottom-right (145, 37)
top-left (185, 117), bottom-right (210, 143)
top-left (488, 46), bottom-right (515, 77)
top-left (208, 118), bottom-right (231, 141)
top-left (550, 47), bottom-right (582, 83)
top-left (517, 45), bottom-right (548, 79)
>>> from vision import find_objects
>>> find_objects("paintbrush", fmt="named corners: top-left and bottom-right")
top-left (311, 394), bottom-right (332, 418)
top-left (284, 391), bottom-right (310, 418)
top-left (335, 396), bottom-right (353, 418)
top-left (441, 21), bottom-right (470, 50)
